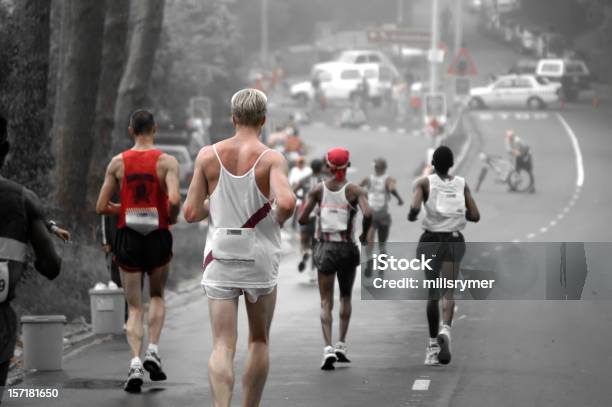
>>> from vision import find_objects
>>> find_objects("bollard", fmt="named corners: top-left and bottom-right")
top-left (89, 288), bottom-right (125, 334)
top-left (21, 315), bottom-right (66, 371)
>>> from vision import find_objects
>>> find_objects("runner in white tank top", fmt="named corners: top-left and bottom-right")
top-left (201, 144), bottom-right (281, 290)
top-left (360, 157), bottom-right (404, 277)
top-left (408, 146), bottom-right (480, 368)
top-left (299, 147), bottom-right (372, 370)
top-left (183, 88), bottom-right (295, 407)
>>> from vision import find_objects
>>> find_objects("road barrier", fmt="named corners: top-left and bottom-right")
top-left (89, 288), bottom-right (125, 334)
top-left (21, 315), bottom-right (66, 371)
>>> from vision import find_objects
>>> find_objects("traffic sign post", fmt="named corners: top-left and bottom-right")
top-left (448, 47), bottom-right (477, 76)
top-left (455, 77), bottom-right (471, 97)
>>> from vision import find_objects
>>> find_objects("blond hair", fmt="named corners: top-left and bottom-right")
top-left (230, 88), bottom-right (268, 127)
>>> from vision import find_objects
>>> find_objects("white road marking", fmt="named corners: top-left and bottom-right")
top-left (378, 126), bottom-right (389, 133)
top-left (397, 128), bottom-right (407, 134)
top-left (549, 220), bottom-right (557, 227)
top-left (360, 125), bottom-right (371, 131)
top-left (556, 113), bottom-right (585, 187)
top-left (478, 112), bottom-right (494, 121)
top-left (512, 239), bottom-right (521, 243)
top-left (527, 233), bottom-right (536, 239)
top-left (539, 227), bottom-right (548, 233)
top-left (412, 379), bottom-right (431, 391)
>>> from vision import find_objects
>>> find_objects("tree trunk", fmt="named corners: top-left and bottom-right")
top-left (52, 1), bottom-right (106, 231)
top-left (112, 0), bottom-right (165, 152)
top-left (1, 0), bottom-right (53, 198)
top-left (85, 0), bottom-right (131, 219)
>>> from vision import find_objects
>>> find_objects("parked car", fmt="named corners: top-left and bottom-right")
top-left (156, 144), bottom-right (194, 198)
top-left (535, 58), bottom-right (591, 101)
top-left (290, 61), bottom-right (395, 106)
top-left (469, 74), bottom-right (561, 110)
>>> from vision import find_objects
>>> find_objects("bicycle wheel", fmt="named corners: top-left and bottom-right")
top-left (508, 168), bottom-right (531, 192)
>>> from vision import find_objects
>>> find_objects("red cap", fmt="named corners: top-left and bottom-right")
top-left (326, 147), bottom-right (350, 169)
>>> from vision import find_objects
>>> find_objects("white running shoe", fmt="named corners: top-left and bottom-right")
top-left (321, 346), bottom-right (337, 370)
top-left (424, 343), bottom-right (441, 366)
top-left (437, 327), bottom-right (452, 365)
top-left (334, 342), bottom-right (351, 363)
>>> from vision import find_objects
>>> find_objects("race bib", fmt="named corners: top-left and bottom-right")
top-left (320, 206), bottom-right (349, 233)
top-left (212, 228), bottom-right (256, 263)
top-left (125, 207), bottom-right (159, 235)
top-left (435, 190), bottom-right (465, 217)
top-left (0, 261), bottom-right (9, 303)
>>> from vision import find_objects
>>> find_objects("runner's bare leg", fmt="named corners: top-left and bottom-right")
top-left (121, 269), bottom-right (145, 358)
top-left (338, 269), bottom-right (357, 343)
top-left (440, 261), bottom-right (459, 326)
top-left (242, 287), bottom-right (277, 407)
top-left (318, 272), bottom-right (335, 346)
top-left (208, 298), bottom-right (239, 407)
top-left (147, 263), bottom-right (169, 345)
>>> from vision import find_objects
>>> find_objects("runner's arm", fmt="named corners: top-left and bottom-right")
top-left (269, 152), bottom-right (296, 226)
top-left (24, 189), bottom-right (61, 280)
top-left (184, 148), bottom-right (209, 223)
top-left (359, 176), bottom-right (369, 188)
top-left (387, 176), bottom-right (404, 205)
top-left (464, 184), bottom-right (480, 222)
top-left (298, 185), bottom-right (321, 225)
top-left (96, 156), bottom-right (121, 216)
top-left (161, 154), bottom-right (181, 225)
top-left (351, 184), bottom-right (372, 244)
top-left (408, 177), bottom-right (427, 222)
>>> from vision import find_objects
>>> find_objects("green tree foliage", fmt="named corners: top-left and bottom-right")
top-left (150, 0), bottom-right (244, 125)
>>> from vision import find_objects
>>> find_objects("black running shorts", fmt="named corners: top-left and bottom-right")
top-left (417, 230), bottom-right (466, 278)
top-left (313, 241), bottom-right (360, 297)
top-left (114, 228), bottom-right (173, 272)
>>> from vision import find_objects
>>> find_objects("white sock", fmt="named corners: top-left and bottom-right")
top-left (148, 343), bottom-right (159, 354)
top-left (130, 357), bottom-right (142, 367)
top-left (429, 338), bottom-right (438, 346)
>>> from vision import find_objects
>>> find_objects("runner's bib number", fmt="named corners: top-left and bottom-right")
top-left (211, 228), bottom-right (256, 263)
top-left (125, 207), bottom-right (160, 235)
top-left (320, 206), bottom-right (349, 232)
top-left (435, 190), bottom-right (465, 217)
top-left (0, 261), bottom-right (8, 303)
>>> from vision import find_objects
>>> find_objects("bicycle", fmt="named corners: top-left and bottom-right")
top-left (475, 152), bottom-right (532, 193)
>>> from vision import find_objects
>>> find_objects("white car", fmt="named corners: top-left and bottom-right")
top-left (156, 144), bottom-right (194, 197)
top-left (469, 74), bottom-right (561, 110)
top-left (335, 49), bottom-right (399, 76)
top-left (290, 61), bottom-right (394, 106)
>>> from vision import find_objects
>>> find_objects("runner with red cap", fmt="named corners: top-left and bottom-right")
top-left (299, 147), bottom-right (372, 370)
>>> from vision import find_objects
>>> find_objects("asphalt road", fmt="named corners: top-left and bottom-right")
top-left (6, 6), bottom-right (612, 407)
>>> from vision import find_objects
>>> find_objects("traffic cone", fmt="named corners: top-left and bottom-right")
top-left (592, 96), bottom-right (600, 108)
top-left (559, 99), bottom-right (565, 109)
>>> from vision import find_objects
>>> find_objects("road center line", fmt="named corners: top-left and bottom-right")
top-left (556, 113), bottom-right (585, 187)
top-left (412, 379), bottom-right (431, 391)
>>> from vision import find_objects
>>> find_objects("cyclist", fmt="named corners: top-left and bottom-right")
top-left (505, 130), bottom-right (535, 193)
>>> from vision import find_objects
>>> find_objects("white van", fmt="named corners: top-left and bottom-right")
top-left (290, 61), bottom-right (395, 106)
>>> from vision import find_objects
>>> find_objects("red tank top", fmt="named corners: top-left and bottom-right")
top-left (118, 149), bottom-right (169, 230)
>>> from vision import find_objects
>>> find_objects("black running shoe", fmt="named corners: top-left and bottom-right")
top-left (437, 329), bottom-right (452, 365)
top-left (143, 350), bottom-right (167, 381)
top-left (124, 366), bottom-right (144, 392)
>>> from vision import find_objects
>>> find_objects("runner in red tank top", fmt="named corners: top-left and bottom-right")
top-left (96, 110), bottom-right (181, 392)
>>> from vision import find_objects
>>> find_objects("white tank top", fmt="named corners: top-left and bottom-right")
top-left (201, 145), bottom-right (281, 288)
top-left (368, 174), bottom-right (389, 212)
top-left (422, 173), bottom-right (467, 232)
top-left (317, 183), bottom-right (356, 242)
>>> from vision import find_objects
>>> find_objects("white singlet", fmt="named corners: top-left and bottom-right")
top-left (422, 173), bottom-right (467, 233)
top-left (201, 145), bottom-right (281, 289)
